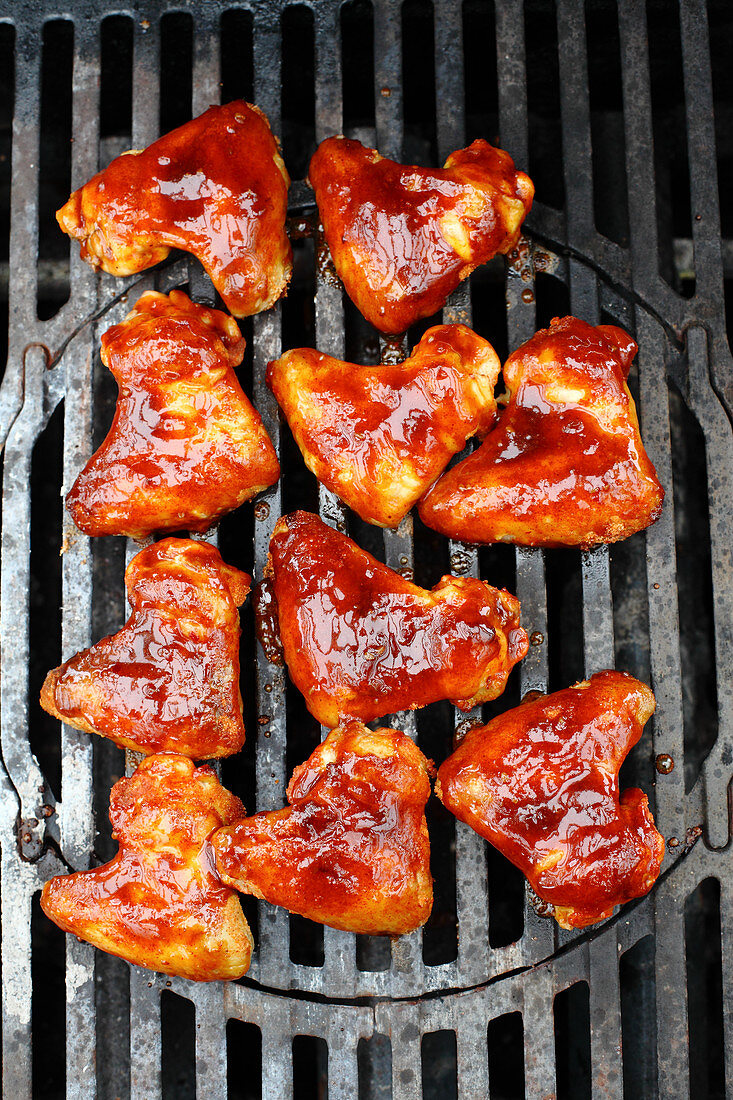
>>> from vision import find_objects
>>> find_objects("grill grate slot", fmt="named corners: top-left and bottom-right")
top-left (0, 1), bottom-right (731, 1097)
top-left (37, 18), bottom-right (72, 321)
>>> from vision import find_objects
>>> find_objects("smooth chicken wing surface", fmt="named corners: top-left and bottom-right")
top-left (419, 316), bottom-right (664, 547)
top-left (212, 720), bottom-right (433, 935)
top-left (263, 511), bottom-right (528, 727)
top-left (435, 671), bottom-right (665, 929)
top-left (309, 136), bottom-right (533, 333)
top-left (67, 290), bottom-right (280, 538)
top-left (41, 754), bottom-right (254, 981)
top-left (267, 325), bottom-right (500, 527)
top-left (40, 538), bottom-right (249, 759)
top-left (56, 101), bottom-right (291, 317)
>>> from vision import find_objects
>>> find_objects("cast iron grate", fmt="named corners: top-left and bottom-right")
top-left (0, 1), bottom-right (730, 1098)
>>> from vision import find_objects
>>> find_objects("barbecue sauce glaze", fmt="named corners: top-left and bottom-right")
top-left (67, 290), bottom-right (279, 539)
top-left (41, 754), bottom-right (254, 981)
top-left (267, 511), bottom-right (529, 727)
top-left (57, 101), bottom-right (292, 317)
top-left (40, 538), bottom-right (250, 759)
top-left (436, 670), bottom-right (665, 928)
top-left (267, 324), bottom-right (500, 528)
top-left (309, 136), bottom-right (534, 333)
top-left (420, 316), bottom-right (665, 547)
top-left (212, 720), bottom-right (434, 935)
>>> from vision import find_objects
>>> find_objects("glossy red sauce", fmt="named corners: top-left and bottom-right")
top-left (56, 101), bottom-right (292, 317)
top-left (66, 290), bottom-right (280, 539)
top-left (436, 670), bottom-right (665, 928)
top-left (41, 754), bottom-right (253, 981)
top-left (268, 511), bottom-right (528, 727)
top-left (267, 325), bottom-right (500, 527)
top-left (212, 720), bottom-right (433, 935)
top-left (309, 137), bottom-right (534, 333)
top-left (40, 538), bottom-right (250, 759)
top-left (419, 316), bottom-right (664, 547)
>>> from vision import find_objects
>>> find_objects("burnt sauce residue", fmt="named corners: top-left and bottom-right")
top-left (253, 577), bottom-right (284, 664)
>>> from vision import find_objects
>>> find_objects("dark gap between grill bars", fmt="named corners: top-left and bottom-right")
top-left (463, 0), bottom-right (499, 148)
top-left (487, 1011), bottom-right (525, 1100)
top-left (0, 23), bottom-right (14, 375)
top-left (159, 11), bottom-right (193, 133)
top-left (668, 383), bottom-right (719, 793)
top-left (28, 399), bottom-right (64, 801)
top-left (620, 934), bottom-right (658, 1100)
top-left (585, 0), bottom-right (630, 249)
top-left (100, 15), bottom-right (133, 143)
top-left (37, 18), bottom-right (72, 321)
top-left (31, 892), bottom-right (66, 1100)
top-left (524, 0), bottom-right (564, 212)
top-left (685, 877), bottom-right (726, 1100)
top-left (402, 0), bottom-right (438, 166)
top-left (646, 0), bottom-right (694, 295)
top-left (421, 1030), bottom-right (457, 1100)
top-left (553, 981), bottom-right (591, 1100)
top-left (220, 9), bottom-right (254, 105)
top-left (358, 1033), bottom-right (392, 1099)
top-left (293, 1034), bottom-right (329, 1100)
top-left (160, 989), bottom-right (196, 1100)
top-left (227, 1018), bottom-right (263, 1100)
top-left (342, 0), bottom-right (375, 136)
top-left (281, 5), bottom-right (315, 182)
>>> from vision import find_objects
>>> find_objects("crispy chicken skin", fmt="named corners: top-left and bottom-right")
top-left (41, 754), bottom-right (254, 981)
top-left (267, 325), bottom-right (500, 527)
top-left (435, 671), bottom-right (665, 929)
top-left (265, 511), bottom-right (528, 727)
top-left (419, 316), bottom-right (664, 547)
top-left (212, 720), bottom-right (433, 935)
top-left (66, 290), bottom-right (280, 539)
top-left (308, 136), bottom-right (534, 333)
top-left (56, 101), bottom-right (291, 317)
top-left (40, 539), bottom-right (250, 759)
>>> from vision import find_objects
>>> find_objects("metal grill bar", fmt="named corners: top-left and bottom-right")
top-left (496, 0), bottom-right (555, 974)
top-left (433, 0), bottom-right (492, 991)
top-left (0, 1), bottom-right (731, 1098)
top-left (251, 6), bottom-right (288, 1007)
top-left (61, 20), bottom-right (99, 1099)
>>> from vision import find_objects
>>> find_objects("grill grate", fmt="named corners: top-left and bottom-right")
top-left (0, 1), bottom-right (731, 1097)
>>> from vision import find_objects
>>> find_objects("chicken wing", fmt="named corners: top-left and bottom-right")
top-left (40, 538), bottom-right (249, 759)
top-left (41, 754), bottom-right (254, 980)
top-left (56, 101), bottom-right (291, 317)
top-left (212, 720), bottom-right (433, 935)
top-left (267, 325), bottom-right (500, 527)
top-left (67, 290), bottom-right (280, 539)
top-left (419, 316), bottom-right (664, 547)
top-left (435, 670), bottom-right (665, 929)
top-left (265, 511), bottom-right (528, 727)
top-left (309, 136), bottom-right (534, 333)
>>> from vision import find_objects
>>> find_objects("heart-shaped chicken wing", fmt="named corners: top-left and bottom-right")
top-left (309, 136), bottom-right (533, 333)
top-left (264, 511), bottom-right (528, 727)
top-left (212, 720), bottom-right (433, 935)
top-left (41, 754), bottom-right (254, 981)
top-left (435, 670), bottom-right (665, 929)
top-left (419, 316), bottom-right (664, 547)
top-left (57, 101), bottom-right (291, 317)
top-left (41, 538), bottom-right (249, 759)
top-left (267, 325), bottom-right (500, 527)
top-left (67, 290), bottom-right (280, 539)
